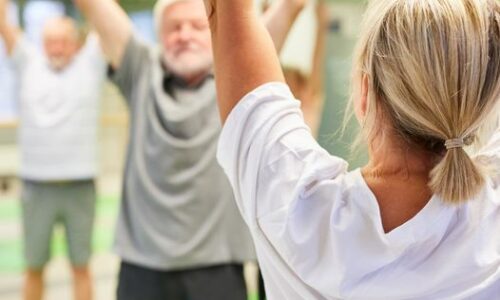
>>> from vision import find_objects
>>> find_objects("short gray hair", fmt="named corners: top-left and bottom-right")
top-left (153, 0), bottom-right (186, 36)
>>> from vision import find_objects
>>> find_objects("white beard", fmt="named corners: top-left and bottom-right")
top-left (162, 46), bottom-right (213, 79)
top-left (48, 56), bottom-right (69, 72)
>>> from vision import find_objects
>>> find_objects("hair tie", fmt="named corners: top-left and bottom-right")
top-left (445, 135), bottom-right (474, 150)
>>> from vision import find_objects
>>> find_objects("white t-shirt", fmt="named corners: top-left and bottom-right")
top-left (12, 35), bottom-right (106, 181)
top-left (217, 82), bottom-right (500, 300)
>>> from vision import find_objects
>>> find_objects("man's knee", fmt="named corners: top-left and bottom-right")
top-left (26, 268), bottom-right (44, 279)
top-left (72, 265), bottom-right (91, 279)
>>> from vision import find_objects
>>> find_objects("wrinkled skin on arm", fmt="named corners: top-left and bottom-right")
top-left (73, 0), bottom-right (132, 69)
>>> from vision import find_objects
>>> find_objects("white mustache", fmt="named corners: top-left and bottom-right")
top-left (48, 57), bottom-right (68, 71)
top-left (171, 44), bottom-right (204, 56)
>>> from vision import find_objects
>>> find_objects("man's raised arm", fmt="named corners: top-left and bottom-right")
top-left (263, 0), bottom-right (306, 54)
top-left (74, 0), bottom-right (132, 68)
top-left (0, 0), bottom-right (20, 55)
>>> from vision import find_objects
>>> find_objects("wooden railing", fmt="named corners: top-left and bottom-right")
top-left (0, 113), bottom-right (129, 129)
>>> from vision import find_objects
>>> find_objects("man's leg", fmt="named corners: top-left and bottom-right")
top-left (182, 264), bottom-right (247, 300)
top-left (24, 269), bottom-right (44, 300)
top-left (72, 266), bottom-right (93, 300)
top-left (21, 181), bottom-right (58, 300)
top-left (62, 180), bottom-right (96, 300)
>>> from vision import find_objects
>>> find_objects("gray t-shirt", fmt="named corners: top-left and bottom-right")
top-left (110, 36), bottom-right (256, 270)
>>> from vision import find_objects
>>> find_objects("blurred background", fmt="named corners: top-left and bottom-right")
top-left (0, 0), bottom-right (367, 299)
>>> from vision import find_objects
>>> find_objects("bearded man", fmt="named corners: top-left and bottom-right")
top-left (0, 2), bottom-right (106, 299)
top-left (75, 0), bottom-right (307, 299)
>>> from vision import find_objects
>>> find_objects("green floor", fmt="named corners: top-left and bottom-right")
top-left (0, 196), bottom-right (260, 300)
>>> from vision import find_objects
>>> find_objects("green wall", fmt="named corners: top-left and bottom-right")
top-left (317, 1), bottom-right (368, 169)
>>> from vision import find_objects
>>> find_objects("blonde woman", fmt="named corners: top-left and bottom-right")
top-left (204, 0), bottom-right (500, 299)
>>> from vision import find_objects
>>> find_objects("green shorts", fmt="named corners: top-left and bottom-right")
top-left (21, 179), bottom-right (96, 269)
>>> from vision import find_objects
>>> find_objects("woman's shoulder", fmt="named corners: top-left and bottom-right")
top-left (288, 168), bottom-right (380, 224)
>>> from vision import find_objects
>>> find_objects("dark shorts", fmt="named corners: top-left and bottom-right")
top-left (117, 261), bottom-right (247, 300)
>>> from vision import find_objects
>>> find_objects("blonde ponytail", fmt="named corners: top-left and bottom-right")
top-left (430, 145), bottom-right (485, 204)
top-left (351, 0), bottom-right (500, 203)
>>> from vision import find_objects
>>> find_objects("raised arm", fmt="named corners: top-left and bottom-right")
top-left (0, 0), bottom-right (20, 55)
top-left (74, 0), bottom-right (132, 68)
top-left (204, 0), bottom-right (285, 122)
top-left (309, 1), bottom-right (328, 96)
top-left (302, 0), bottom-right (329, 136)
top-left (263, 0), bottom-right (307, 54)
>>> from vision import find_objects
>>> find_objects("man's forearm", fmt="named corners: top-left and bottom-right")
top-left (302, 1), bottom-right (329, 136)
top-left (0, 0), bottom-right (19, 55)
top-left (0, 24), bottom-right (18, 54)
top-left (263, 0), bottom-right (306, 53)
top-left (74, 0), bottom-right (132, 68)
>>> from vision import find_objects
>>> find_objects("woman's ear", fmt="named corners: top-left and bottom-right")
top-left (203, 0), bottom-right (215, 21)
top-left (360, 74), bottom-right (369, 118)
top-left (355, 73), bottom-right (369, 123)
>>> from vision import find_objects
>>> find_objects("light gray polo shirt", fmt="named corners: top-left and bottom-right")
top-left (110, 36), bottom-right (256, 271)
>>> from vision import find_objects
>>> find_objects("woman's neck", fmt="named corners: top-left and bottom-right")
top-left (362, 131), bottom-right (439, 232)
top-left (364, 131), bottom-right (439, 179)
top-left (362, 130), bottom-right (442, 232)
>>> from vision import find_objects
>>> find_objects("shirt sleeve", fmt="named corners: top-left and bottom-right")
top-left (10, 36), bottom-right (36, 72)
top-left (108, 35), bottom-right (151, 105)
top-left (79, 33), bottom-right (106, 69)
top-left (217, 82), bottom-right (348, 231)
